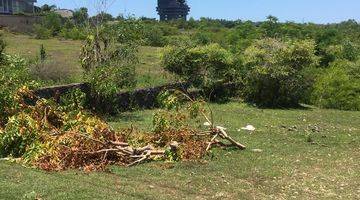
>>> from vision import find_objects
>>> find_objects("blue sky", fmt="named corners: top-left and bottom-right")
top-left (36, 0), bottom-right (360, 23)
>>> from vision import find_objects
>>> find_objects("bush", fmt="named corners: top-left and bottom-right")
top-left (162, 43), bottom-right (234, 89)
top-left (60, 27), bottom-right (87, 40)
top-left (192, 31), bottom-right (212, 45)
top-left (34, 12), bottom-right (63, 39)
top-left (0, 34), bottom-right (6, 64)
top-left (240, 38), bottom-right (319, 107)
top-left (80, 30), bottom-right (138, 113)
top-left (163, 35), bottom-right (193, 46)
top-left (143, 25), bottom-right (165, 47)
top-left (0, 33), bottom-right (6, 56)
top-left (311, 60), bottom-right (360, 110)
top-left (33, 24), bottom-right (52, 39)
top-left (0, 54), bottom-right (38, 125)
top-left (42, 12), bottom-right (62, 36)
top-left (112, 19), bottom-right (145, 44)
top-left (325, 41), bottom-right (360, 63)
top-left (0, 36), bottom-right (36, 125)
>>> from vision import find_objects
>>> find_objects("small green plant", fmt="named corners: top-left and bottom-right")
top-left (0, 33), bottom-right (6, 62)
top-left (60, 27), bottom-right (87, 40)
top-left (163, 35), bottom-right (193, 46)
top-left (33, 24), bottom-right (52, 39)
top-left (60, 88), bottom-right (87, 111)
top-left (39, 44), bottom-right (47, 62)
top-left (22, 191), bottom-right (42, 200)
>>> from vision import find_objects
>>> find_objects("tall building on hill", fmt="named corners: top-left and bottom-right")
top-left (0, 0), bottom-right (37, 14)
top-left (157, 0), bottom-right (190, 21)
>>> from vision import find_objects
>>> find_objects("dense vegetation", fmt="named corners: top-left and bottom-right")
top-left (8, 9), bottom-right (360, 110)
top-left (0, 36), bottom-right (39, 126)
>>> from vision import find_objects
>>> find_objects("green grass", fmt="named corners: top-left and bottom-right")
top-left (135, 46), bottom-right (177, 88)
top-left (1, 102), bottom-right (359, 199)
top-left (3, 31), bottom-right (83, 84)
top-left (2, 31), bottom-right (175, 88)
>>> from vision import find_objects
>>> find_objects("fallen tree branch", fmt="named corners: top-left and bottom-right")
top-left (204, 127), bottom-right (246, 151)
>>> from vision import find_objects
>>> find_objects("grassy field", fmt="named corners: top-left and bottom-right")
top-left (1, 30), bottom-right (359, 200)
top-left (1, 102), bottom-right (359, 199)
top-left (2, 31), bottom-right (175, 87)
top-left (3, 31), bottom-right (83, 84)
top-left (135, 46), bottom-right (176, 88)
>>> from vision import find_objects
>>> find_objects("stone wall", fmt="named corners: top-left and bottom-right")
top-left (34, 82), bottom-right (190, 111)
top-left (34, 83), bottom-right (89, 100)
top-left (113, 82), bottom-right (190, 111)
top-left (34, 82), bottom-right (238, 112)
top-left (0, 15), bottom-right (41, 32)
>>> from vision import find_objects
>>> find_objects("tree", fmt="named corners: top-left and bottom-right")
top-left (260, 15), bottom-right (280, 38)
top-left (42, 12), bottom-right (62, 36)
top-left (73, 7), bottom-right (89, 26)
top-left (90, 12), bottom-right (114, 25)
top-left (40, 4), bottom-right (56, 13)
top-left (241, 38), bottom-right (319, 107)
top-left (312, 60), bottom-right (360, 110)
top-left (162, 43), bottom-right (234, 88)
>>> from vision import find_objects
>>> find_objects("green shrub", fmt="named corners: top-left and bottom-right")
top-left (226, 21), bottom-right (262, 52)
top-left (33, 24), bottom-right (52, 39)
top-left (80, 30), bottom-right (138, 112)
top-left (158, 24), bottom-right (179, 36)
top-left (163, 35), bottom-right (193, 46)
top-left (0, 111), bottom-right (41, 158)
top-left (0, 35), bottom-right (36, 125)
top-left (86, 63), bottom-right (136, 97)
top-left (240, 38), bottom-right (319, 107)
top-left (298, 66), bottom-right (324, 104)
top-left (0, 34), bottom-right (6, 63)
top-left (60, 88), bottom-right (87, 111)
top-left (143, 25), bottom-right (165, 47)
top-left (312, 60), bottom-right (360, 110)
top-left (192, 31), bottom-right (212, 45)
top-left (162, 43), bottom-right (234, 89)
top-left (0, 54), bottom-right (38, 125)
top-left (113, 19), bottom-right (145, 44)
top-left (33, 12), bottom-right (63, 39)
top-left (60, 27), bottom-right (87, 40)
top-left (34, 12), bottom-right (63, 39)
top-left (325, 41), bottom-right (359, 63)
top-left (42, 12), bottom-right (62, 36)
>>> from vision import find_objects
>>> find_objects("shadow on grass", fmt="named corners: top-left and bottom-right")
top-left (107, 112), bottom-right (146, 123)
top-left (242, 101), bottom-right (315, 111)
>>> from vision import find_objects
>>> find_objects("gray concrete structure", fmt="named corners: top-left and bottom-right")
top-left (0, 0), bottom-right (36, 14)
top-left (157, 0), bottom-right (190, 21)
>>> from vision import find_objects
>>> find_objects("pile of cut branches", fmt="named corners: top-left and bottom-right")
top-left (0, 88), bottom-right (245, 171)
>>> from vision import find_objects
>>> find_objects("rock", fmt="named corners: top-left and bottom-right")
top-left (251, 149), bottom-right (263, 153)
top-left (169, 141), bottom-right (179, 151)
top-left (203, 122), bottom-right (211, 126)
top-left (241, 125), bottom-right (256, 131)
top-left (288, 126), bottom-right (298, 131)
